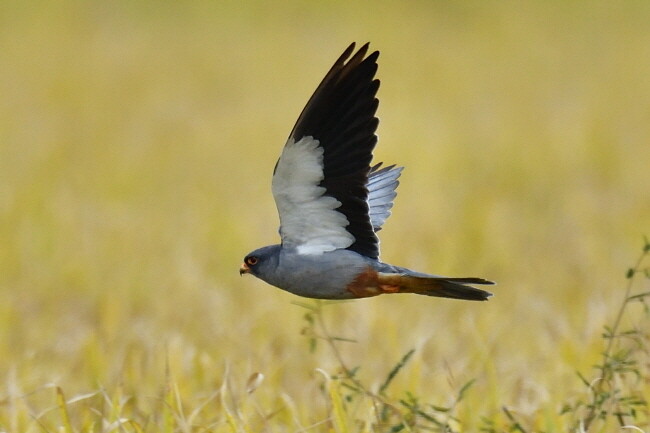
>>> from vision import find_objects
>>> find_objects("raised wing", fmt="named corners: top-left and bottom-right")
top-left (272, 43), bottom-right (381, 258)
top-left (367, 163), bottom-right (403, 231)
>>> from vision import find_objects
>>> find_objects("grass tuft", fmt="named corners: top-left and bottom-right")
top-left (300, 240), bottom-right (650, 432)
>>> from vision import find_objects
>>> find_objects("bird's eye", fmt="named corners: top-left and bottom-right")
top-left (245, 256), bottom-right (259, 266)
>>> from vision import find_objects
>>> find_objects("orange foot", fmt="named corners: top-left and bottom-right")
top-left (379, 284), bottom-right (400, 293)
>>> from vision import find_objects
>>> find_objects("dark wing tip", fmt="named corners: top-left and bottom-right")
top-left (289, 42), bottom-right (380, 142)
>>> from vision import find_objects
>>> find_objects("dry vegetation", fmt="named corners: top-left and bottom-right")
top-left (1, 1), bottom-right (649, 432)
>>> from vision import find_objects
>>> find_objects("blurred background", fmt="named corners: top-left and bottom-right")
top-left (1, 0), bottom-right (648, 430)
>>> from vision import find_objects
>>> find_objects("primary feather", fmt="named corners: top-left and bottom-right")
top-left (271, 42), bottom-right (382, 259)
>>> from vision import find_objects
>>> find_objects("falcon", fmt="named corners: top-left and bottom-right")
top-left (240, 43), bottom-right (494, 301)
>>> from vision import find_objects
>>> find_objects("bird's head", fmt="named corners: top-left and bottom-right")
top-left (239, 244), bottom-right (281, 278)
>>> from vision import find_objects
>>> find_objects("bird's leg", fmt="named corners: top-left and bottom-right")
top-left (345, 267), bottom-right (383, 298)
top-left (377, 272), bottom-right (409, 294)
top-left (346, 267), bottom-right (402, 297)
top-left (379, 284), bottom-right (400, 293)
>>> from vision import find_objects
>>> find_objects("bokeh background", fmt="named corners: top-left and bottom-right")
top-left (1, 1), bottom-right (648, 431)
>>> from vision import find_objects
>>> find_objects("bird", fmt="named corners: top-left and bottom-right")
top-left (239, 42), bottom-right (495, 301)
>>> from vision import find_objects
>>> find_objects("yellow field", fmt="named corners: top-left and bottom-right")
top-left (1, 1), bottom-right (649, 432)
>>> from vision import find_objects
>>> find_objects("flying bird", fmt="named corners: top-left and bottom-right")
top-left (240, 42), bottom-right (494, 301)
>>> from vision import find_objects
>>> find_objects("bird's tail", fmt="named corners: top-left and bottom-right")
top-left (378, 273), bottom-right (494, 301)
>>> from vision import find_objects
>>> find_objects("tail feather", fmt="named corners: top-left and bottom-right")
top-left (381, 274), bottom-right (494, 301)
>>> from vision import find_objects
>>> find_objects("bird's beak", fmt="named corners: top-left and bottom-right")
top-left (239, 262), bottom-right (250, 276)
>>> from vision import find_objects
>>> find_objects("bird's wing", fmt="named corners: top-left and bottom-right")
top-left (272, 42), bottom-right (381, 258)
top-left (367, 163), bottom-right (402, 232)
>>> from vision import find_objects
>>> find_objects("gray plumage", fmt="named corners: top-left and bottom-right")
top-left (240, 43), bottom-right (494, 301)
